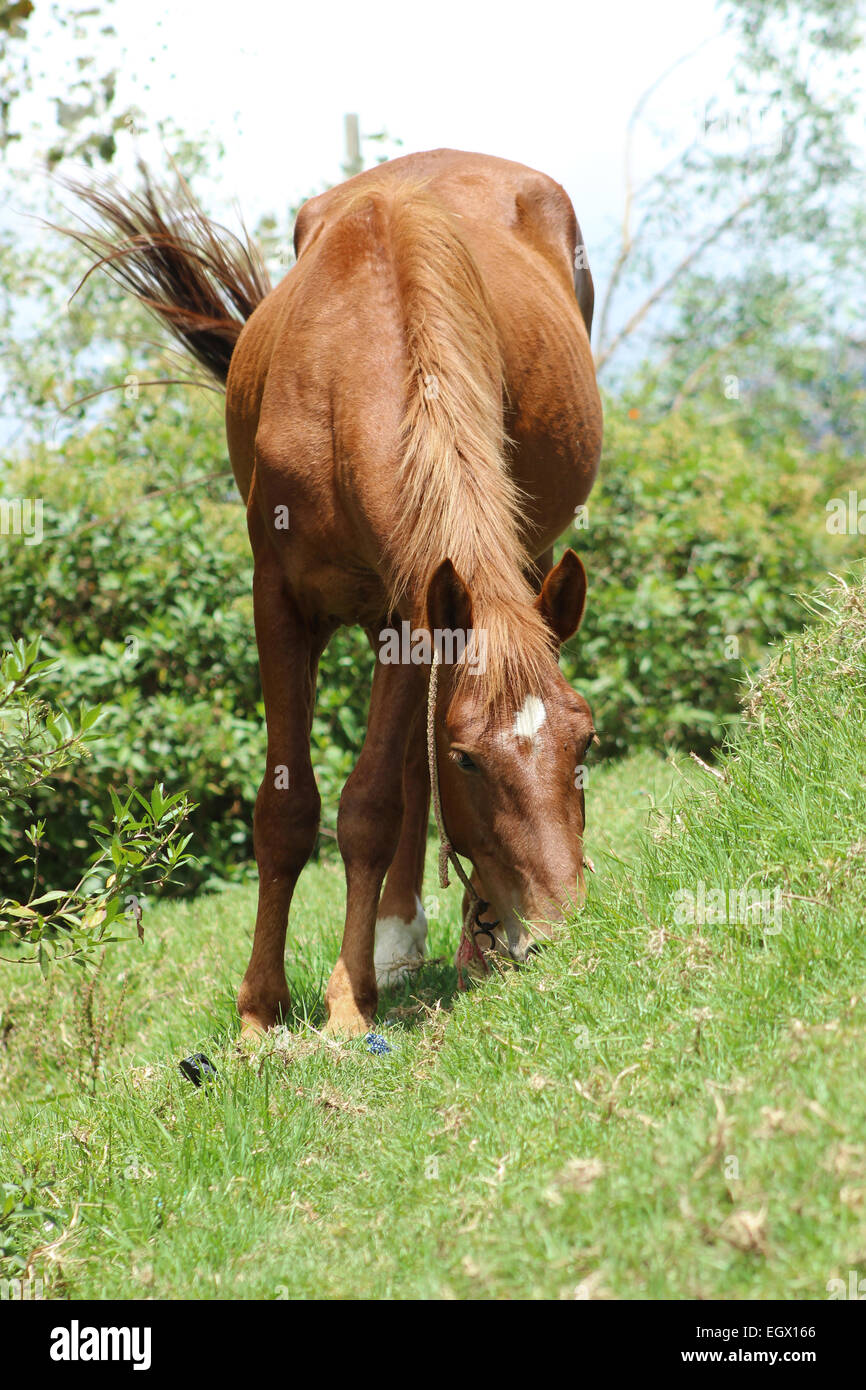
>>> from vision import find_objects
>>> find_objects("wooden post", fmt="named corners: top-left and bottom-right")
top-left (343, 113), bottom-right (362, 178)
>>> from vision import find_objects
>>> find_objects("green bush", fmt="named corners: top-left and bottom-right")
top-left (2, 386), bottom-right (860, 898)
top-left (0, 637), bottom-right (195, 969)
top-left (560, 405), bottom-right (863, 756)
top-left (1, 393), bottom-right (372, 898)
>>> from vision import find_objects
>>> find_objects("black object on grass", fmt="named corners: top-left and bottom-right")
top-left (178, 1052), bottom-right (218, 1087)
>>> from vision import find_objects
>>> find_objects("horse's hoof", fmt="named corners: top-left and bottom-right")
top-left (324, 1004), bottom-right (373, 1038)
top-left (237, 1020), bottom-right (270, 1052)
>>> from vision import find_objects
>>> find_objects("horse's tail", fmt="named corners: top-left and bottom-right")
top-left (376, 181), bottom-right (555, 703)
top-left (383, 184), bottom-right (525, 602)
top-left (63, 163), bottom-right (271, 386)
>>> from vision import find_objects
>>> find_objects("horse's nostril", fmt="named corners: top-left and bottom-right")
top-left (511, 937), bottom-right (546, 963)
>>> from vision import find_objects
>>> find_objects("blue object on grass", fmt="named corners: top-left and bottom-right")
top-left (365, 1032), bottom-right (391, 1055)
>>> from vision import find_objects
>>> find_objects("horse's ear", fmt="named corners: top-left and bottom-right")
top-left (426, 559), bottom-right (473, 641)
top-left (535, 549), bottom-right (587, 645)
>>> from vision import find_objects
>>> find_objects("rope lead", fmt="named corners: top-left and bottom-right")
top-left (426, 650), bottom-right (498, 986)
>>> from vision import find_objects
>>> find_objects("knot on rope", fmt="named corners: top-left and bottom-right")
top-left (438, 840), bottom-right (452, 890)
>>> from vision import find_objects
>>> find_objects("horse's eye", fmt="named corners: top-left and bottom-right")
top-left (579, 731), bottom-right (598, 759)
top-left (452, 750), bottom-right (477, 772)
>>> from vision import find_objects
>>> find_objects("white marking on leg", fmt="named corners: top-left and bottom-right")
top-left (374, 895), bottom-right (428, 986)
top-left (513, 695), bottom-right (547, 745)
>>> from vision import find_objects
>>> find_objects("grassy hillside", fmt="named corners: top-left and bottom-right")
top-left (2, 573), bottom-right (866, 1298)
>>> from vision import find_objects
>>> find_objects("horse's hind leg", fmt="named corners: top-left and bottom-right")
top-left (325, 656), bottom-right (424, 1035)
top-left (373, 711), bottom-right (430, 986)
top-left (238, 550), bottom-right (326, 1037)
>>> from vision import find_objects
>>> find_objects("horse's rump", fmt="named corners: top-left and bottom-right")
top-left (240, 177), bottom-right (567, 700)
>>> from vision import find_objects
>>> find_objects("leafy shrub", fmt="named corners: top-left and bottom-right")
top-left (0, 638), bottom-right (194, 967)
top-left (1, 392), bottom-right (372, 895)
top-left (560, 406), bottom-right (863, 756)
top-left (3, 375), bottom-right (860, 896)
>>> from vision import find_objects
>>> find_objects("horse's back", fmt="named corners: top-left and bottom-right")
top-left (294, 148), bottom-right (591, 328)
top-left (227, 150), bottom-right (601, 591)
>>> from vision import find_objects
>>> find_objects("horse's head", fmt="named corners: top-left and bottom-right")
top-left (426, 549), bottom-right (594, 962)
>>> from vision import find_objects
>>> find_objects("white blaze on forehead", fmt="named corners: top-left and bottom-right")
top-left (513, 694), bottom-right (547, 743)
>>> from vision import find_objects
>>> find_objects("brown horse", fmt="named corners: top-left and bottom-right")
top-left (72, 148), bottom-right (602, 1037)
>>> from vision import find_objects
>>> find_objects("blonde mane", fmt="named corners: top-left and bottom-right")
top-left (357, 181), bottom-right (557, 706)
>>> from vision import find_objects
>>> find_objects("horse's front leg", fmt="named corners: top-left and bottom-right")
top-left (374, 711), bottom-right (430, 986)
top-left (325, 653), bottom-right (425, 1035)
top-left (238, 543), bottom-right (327, 1037)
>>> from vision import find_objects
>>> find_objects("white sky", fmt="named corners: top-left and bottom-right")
top-left (16, 0), bottom-right (735, 257)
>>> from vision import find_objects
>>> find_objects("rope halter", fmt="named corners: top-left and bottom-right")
top-left (425, 649), bottom-right (499, 985)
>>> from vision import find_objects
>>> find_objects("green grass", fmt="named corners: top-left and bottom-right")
top-left (2, 575), bottom-right (866, 1300)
